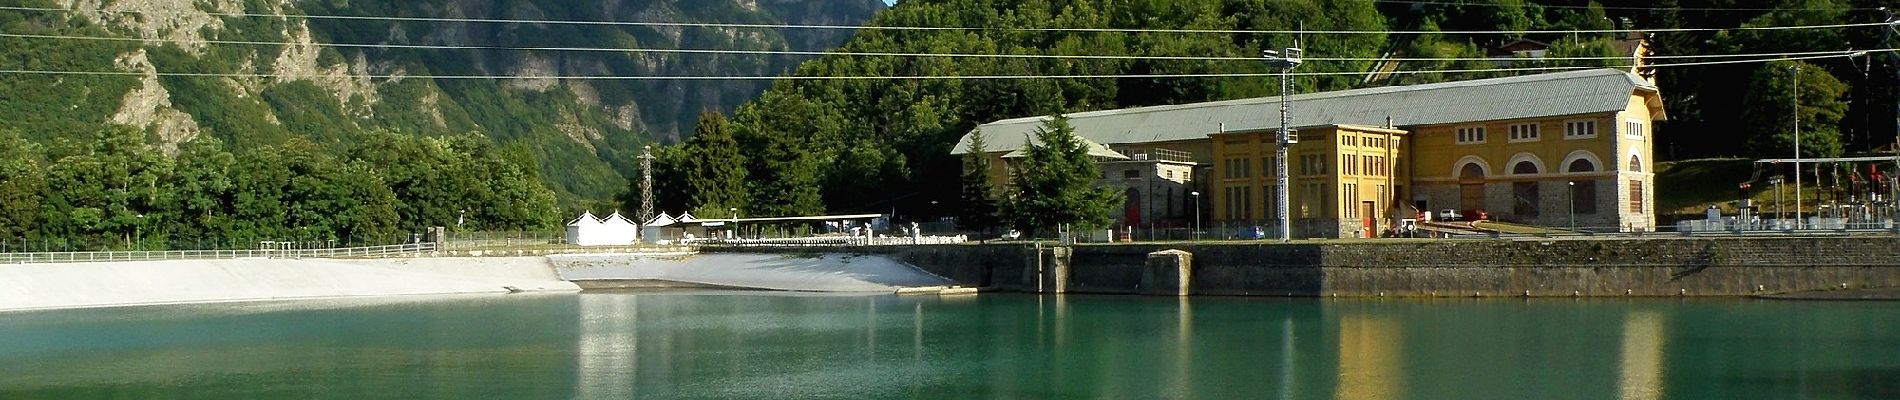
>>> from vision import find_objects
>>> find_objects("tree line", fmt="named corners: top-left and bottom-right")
top-left (0, 128), bottom-right (559, 251)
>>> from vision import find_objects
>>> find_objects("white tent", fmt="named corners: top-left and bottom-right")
top-left (566, 211), bottom-right (639, 246)
top-left (598, 211), bottom-right (639, 245)
top-left (644, 212), bottom-right (678, 227)
top-left (642, 212), bottom-right (677, 244)
top-left (565, 211), bottom-right (602, 245)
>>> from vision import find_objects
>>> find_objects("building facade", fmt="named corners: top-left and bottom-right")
top-left (955, 69), bottom-right (1665, 238)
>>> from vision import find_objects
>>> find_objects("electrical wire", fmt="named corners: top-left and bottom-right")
top-left (0, 32), bottom-right (1869, 63)
top-left (0, 5), bottom-right (1890, 35)
top-left (0, 51), bottom-right (1872, 80)
top-left (1367, 0), bottom-right (1880, 12)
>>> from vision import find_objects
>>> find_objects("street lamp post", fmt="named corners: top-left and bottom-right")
top-left (1791, 64), bottom-right (1803, 229)
top-left (1567, 181), bottom-right (1576, 233)
top-left (1190, 191), bottom-right (1202, 241)
top-left (1263, 47), bottom-right (1303, 242)
top-left (729, 207), bottom-right (740, 240)
top-left (135, 213), bottom-right (144, 251)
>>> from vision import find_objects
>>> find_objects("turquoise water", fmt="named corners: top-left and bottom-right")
top-left (0, 293), bottom-right (1896, 399)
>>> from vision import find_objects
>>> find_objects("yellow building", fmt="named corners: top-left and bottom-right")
top-left (954, 69), bottom-right (1666, 238)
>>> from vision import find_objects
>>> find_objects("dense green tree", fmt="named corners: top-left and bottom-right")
top-left (681, 112), bottom-right (750, 217)
top-left (166, 137), bottom-right (239, 247)
top-left (957, 130), bottom-right (1000, 233)
top-left (230, 140), bottom-right (401, 246)
top-left (1002, 115), bottom-right (1121, 237)
top-left (349, 131), bottom-right (559, 231)
top-left (0, 129), bottom-right (44, 239)
top-left (734, 93), bottom-right (827, 218)
top-left (38, 127), bottom-right (172, 249)
top-left (1744, 60), bottom-right (1850, 158)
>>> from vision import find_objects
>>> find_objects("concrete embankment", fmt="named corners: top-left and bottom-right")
top-left (550, 253), bottom-right (955, 292)
top-left (708, 236), bottom-right (1900, 297)
top-left (0, 257), bottom-right (578, 312)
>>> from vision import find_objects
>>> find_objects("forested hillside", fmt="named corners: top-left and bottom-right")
top-left (0, 0), bottom-right (886, 203)
top-left (0, 0), bottom-right (886, 249)
top-left (654, 0), bottom-right (1896, 221)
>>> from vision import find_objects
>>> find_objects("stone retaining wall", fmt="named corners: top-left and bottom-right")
top-left (721, 237), bottom-right (1900, 297)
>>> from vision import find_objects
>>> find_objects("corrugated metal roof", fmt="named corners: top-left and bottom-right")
top-left (953, 69), bottom-right (1659, 155)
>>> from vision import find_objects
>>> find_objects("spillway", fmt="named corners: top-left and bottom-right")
top-left (550, 253), bottom-right (955, 292)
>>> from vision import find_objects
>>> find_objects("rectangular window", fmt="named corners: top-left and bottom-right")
top-left (1262, 157), bottom-right (1275, 177)
top-left (1241, 159), bottom-right (1253, 178)
top-left (1629, 180), bottom-right (1644, 213)
top-left (1625, 121), bottom-right (1645, 139)
top-left (1263, 185), bottom-right (1281, 219)
top-left (1508, 123), bottom-right (1540, 142)
top-left (1124, 169), bottom-right (1140, 179)
top-left (1456, 126), bottom-right (1486, 144)
top-left (1565, 120), bottom-right (1597, 139)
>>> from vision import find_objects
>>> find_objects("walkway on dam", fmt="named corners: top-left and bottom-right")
top-left (549, 253), bottom-right (955, 292)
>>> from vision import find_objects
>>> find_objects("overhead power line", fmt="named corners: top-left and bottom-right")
top-left (1369, 0), bottom-right (1881, 12)
top-left (0, 6), bottom-right (1890, 35)
top-left (0, 32), bottom-right (1869, 63)
top-left (0, 51), bottom-right (1873, 80)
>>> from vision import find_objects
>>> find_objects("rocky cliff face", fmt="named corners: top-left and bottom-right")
top-left (0, 0), bottom-right (884, 201)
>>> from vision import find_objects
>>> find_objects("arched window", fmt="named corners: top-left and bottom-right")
top-left (1459, 163), bottom-right (1486, 180)
top-left (1628, 155), bottom-right (1643, 172)
top-left (1513, 161), bottom-right (1539, 175)
top-left (1568, 159), bottom-right (1596, 173)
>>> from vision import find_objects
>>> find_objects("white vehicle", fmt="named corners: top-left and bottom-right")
top-left (1439, 209), bottom-right (1464, 221)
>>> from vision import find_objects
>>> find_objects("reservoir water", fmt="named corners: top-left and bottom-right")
top-left (0, 292), bottom-right (1896, 399)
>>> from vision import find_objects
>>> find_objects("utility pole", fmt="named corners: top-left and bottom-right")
top-left (637, 145), bottom-right (657, 222)
top-left (1793, 65), bottom-right (1803, 229)
top-left (1882, 7), bottom-right (1900, 225)
top-left (1264, 47), bottom-right (1303, 242)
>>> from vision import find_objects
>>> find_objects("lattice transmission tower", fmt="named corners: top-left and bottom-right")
top-left (637, 145), bottom-right (656, 221)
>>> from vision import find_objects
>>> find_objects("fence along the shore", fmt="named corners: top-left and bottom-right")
top-left (0, 243), bottom-right (437, 264)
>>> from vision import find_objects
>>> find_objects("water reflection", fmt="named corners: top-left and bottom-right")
top-left (1335, 314), bottom-right (1401, 400)
top-left (1617, 311), bottom-right (1666, 400)
top-left (1, 294), bottom-right (1896, 399)
top-left (576, 294), bottom-right (637, 399)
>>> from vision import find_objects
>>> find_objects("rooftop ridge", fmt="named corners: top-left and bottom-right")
top-left (980, 69), bottom-right (1638, 127)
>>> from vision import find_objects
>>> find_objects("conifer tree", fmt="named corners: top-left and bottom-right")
top-left (682, 112), bottom-right (750, 217)
top-left (1002, 115), bottom-right (1121, 237)
top-left (958, 130), bottom-right (1000, 233)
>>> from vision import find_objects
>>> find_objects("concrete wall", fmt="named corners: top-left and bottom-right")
top-left (730, 237), bottom-right (1900, 297)
top-left (0, 257), bottom-right (579, 312)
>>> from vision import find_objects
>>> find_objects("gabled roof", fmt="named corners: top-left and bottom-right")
top-left (676, 212), bottom-right (699, 223)
top-left (953, 69), bottom-right (1662, 155)
top-left (567, 211), bottom-right (601, 226)
top-left (645, 212), bottom-right (677, 227)
top-left (602, 211), bottom-right (637, 226)
top-left (998, 136), bottom-right (1131, 160)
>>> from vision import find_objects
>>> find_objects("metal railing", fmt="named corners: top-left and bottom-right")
top-left (0, 243), bottom-right (437, 264)
top-left (699, 235), bottom-right (969, 247)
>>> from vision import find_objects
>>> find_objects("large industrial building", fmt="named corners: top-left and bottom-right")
top-left (954, 68), bottom-right (1666, 238)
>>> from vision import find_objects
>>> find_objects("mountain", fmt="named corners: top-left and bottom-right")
top-left (0, 0), bottom-right (886, 203)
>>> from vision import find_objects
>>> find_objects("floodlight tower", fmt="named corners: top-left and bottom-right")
top-left (1264, 47), bottom-right (1303, 242)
